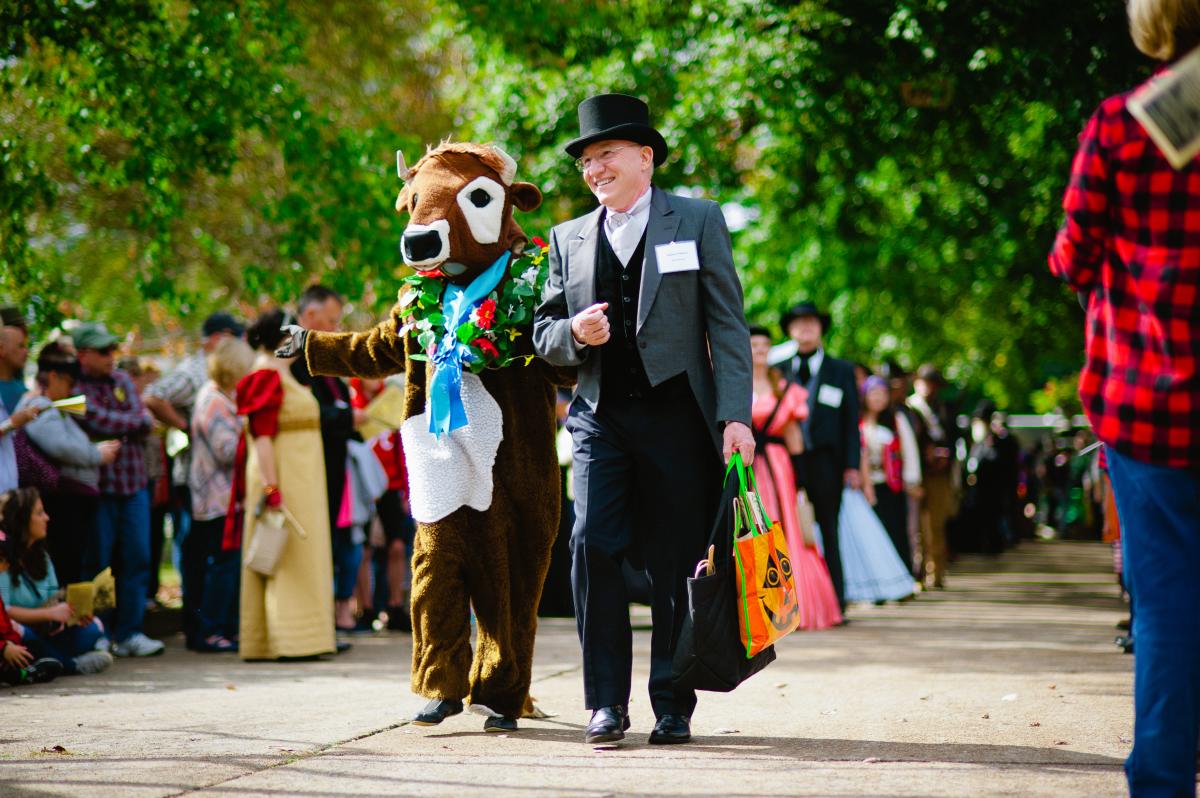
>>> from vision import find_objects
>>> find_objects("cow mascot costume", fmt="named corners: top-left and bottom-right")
top-left (279, 142), bottom-right (573, 732)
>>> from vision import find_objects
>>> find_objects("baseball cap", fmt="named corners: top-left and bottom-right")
top-left (73, 322), bottom-right (119, 351)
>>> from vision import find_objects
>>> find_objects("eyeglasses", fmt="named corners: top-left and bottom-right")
top-left (574, 145), bottom-right (638, 173)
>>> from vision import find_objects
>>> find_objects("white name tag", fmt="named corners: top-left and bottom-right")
top-left (655, 240), bottom-right (700, 273)
top-left (817, 384), bottom-right (844, 408)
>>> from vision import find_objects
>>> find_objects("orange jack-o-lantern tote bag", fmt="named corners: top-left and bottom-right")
top-left (729, 454), bottom-right (801, 658)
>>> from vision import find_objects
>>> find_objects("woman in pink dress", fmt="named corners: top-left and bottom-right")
top-left (749, 326), bottom-right (842, 630)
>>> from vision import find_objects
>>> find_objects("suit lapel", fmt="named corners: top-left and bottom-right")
top-left (565, 207), bottom-right (604, 311)
top-left (637, 187), bottom-right (679, 333)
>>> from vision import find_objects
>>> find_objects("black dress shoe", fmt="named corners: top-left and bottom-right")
top-left (585, 705), bottom-right (630, 744)
top-left (483, 715), bottom-right (518, 733)
top-left (411, 698), bottom-right (464, 726)
top-left (649, 714), bottom-right (691, 745)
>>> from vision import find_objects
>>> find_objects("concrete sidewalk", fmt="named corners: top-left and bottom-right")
top-left (2, 540), bottom-right (1132, 797)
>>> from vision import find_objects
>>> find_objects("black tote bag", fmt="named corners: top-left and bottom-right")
top-left (672, 460), bottom-right (776, 692)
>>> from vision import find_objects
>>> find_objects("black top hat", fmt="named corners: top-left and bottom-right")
top-left (780, 301), bottom-right (832, 336)
top-left (565, 93), bottom-right (669, 166)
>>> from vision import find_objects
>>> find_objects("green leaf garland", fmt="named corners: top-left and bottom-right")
top-left (396, 242), bottom-right (550, 373)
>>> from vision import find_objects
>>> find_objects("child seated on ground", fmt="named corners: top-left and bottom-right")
top-left (0, 525), bottom-right (63, 685)
top-left (0, 488), bottom-right (112, 675)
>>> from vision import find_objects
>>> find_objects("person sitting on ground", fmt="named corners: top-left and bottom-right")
top-left (0, 487), bottom-right (113, 675)
top-left (16, 342), bottom-right (121, 585)
top-left (0, 524), bottom-right (64, 686)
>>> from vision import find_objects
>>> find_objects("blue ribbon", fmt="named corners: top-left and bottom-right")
top-left (428, 251), bottom-right (511, 437)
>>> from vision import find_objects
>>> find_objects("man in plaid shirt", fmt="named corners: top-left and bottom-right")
top-left (74, 322), bottom-right (165, 658)
top-left (1049, 1), bottom-right (1200, 792)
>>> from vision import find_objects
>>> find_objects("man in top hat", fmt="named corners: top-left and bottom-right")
top-left (776, 301), bottom-right (860, 611)
top-left (534, 93), bottom-right (754, 745)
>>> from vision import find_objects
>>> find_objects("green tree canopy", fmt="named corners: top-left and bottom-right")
top-left (1, 0), bottom-right (1151, 407)
top-left (437, 0), bottom-right (1148, 407)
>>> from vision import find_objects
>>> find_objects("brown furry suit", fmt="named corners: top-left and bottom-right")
top-left (303, 143), bottom-right (572, 718)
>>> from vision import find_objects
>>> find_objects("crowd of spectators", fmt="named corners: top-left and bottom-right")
top-left (0, 289), bottom-right (1106, 686)
top-left (0, 289), bottom-right (415, 684)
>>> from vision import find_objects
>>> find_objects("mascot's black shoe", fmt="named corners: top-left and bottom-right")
top-left (649, 714), bottom-right (692, 745)
top-left (585, 705), bottom-right (630, 744)
top-left (411, 699), bottom-right (464, 726)
top-left (483, 715), bottom-right (518, 733)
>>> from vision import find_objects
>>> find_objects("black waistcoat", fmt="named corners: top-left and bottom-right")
top-left (595, 222), bottom-right (652, 401)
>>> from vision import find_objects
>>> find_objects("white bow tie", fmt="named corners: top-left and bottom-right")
top-left (607, 210), bottom-right (633, 229)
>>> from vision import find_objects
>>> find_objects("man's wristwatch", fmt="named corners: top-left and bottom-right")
top-left (0, 418), bottom-right (13, 436)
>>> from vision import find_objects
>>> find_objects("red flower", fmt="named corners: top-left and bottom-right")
top-left (532, 236), bottom-right (547, 248)
top-left (472, 337), bottom-right (499, 358)
top-left (474, 298), bottom-right (497, 330)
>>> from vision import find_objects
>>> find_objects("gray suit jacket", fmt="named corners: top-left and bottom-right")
top-left (533, 186), bottom-right (752, 451)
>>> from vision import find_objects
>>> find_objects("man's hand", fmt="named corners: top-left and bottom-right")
top-left (843, 468), bottom-right (862, 490)
top-left (97, 440), bottom-right (121, 466)
top-left (275, 325), bottom-right (308, 359)
top-left (570, 303), bottom-right (610, 347)
top-left (723, 421), bottom-right (756, 466)
top-left (9, 404), bottom-right (42, 429)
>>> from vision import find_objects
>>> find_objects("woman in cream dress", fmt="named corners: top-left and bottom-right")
top-left (231, 311), bottom-right (335, 660)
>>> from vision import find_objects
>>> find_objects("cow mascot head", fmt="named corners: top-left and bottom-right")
top-left (395, 142), bottom-right (542, 284)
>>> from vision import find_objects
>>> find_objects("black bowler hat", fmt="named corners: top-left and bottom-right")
top-left (780, 301), bottom-right (832, 336)
top-left (565, 93), bottom-right (669, 166)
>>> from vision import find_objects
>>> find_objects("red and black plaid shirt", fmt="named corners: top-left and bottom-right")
top-left (77, 369), bottom-right (152, 495)
top-left (1049, 82), bottom-right (1200, 469)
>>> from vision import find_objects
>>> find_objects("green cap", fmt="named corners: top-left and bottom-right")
top-left (72, 322), bottom-right (119, 351)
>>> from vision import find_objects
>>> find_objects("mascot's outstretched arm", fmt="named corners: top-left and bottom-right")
top-left (298, 305), bottom-right (409, 379)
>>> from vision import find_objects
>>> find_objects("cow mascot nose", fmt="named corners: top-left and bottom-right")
top-left (402, 228), bottom-right (443, 262)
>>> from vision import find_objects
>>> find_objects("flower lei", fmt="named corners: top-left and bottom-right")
top-left (396, 238), bottom-right (550, 373)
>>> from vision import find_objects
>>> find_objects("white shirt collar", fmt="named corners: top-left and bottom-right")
top-left (794, 347), bottom-right (824, 380)
top-left (603, 186), bottom-right (653, 267)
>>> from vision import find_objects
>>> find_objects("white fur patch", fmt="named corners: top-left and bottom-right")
top-left (455, 176), bottom-right (507, 245)
top-left (400, 372), bottom-right (503, 523)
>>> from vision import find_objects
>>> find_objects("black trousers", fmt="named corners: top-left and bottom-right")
top-left (801, 449), bottom-right (846, 607)
top-left (873, 482), bottom-right (912, 573)
top-left (43, 490), bottom-right (98, 587)
top-left (567, 390), bottom-right (720, 718)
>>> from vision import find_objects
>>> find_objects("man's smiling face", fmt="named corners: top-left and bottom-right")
top-left (579, 139), bottom-right (652, 212)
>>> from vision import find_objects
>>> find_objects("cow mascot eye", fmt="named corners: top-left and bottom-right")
top-left (456, 176), bottom-right (507, 244)
top-left (469, 188), bottom-right (492, 208)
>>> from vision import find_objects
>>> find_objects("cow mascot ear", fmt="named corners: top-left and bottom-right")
top-left (510, 181), bottom-right (542, 213)
top-left (395, 185), bottom-right (412, 214)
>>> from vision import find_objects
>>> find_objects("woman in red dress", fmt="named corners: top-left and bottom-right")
top-left (749, 326), bottom-right (842, 630)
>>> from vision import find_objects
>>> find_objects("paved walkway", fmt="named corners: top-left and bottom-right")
top-left (2, 540), bottom-right (1132, 797)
